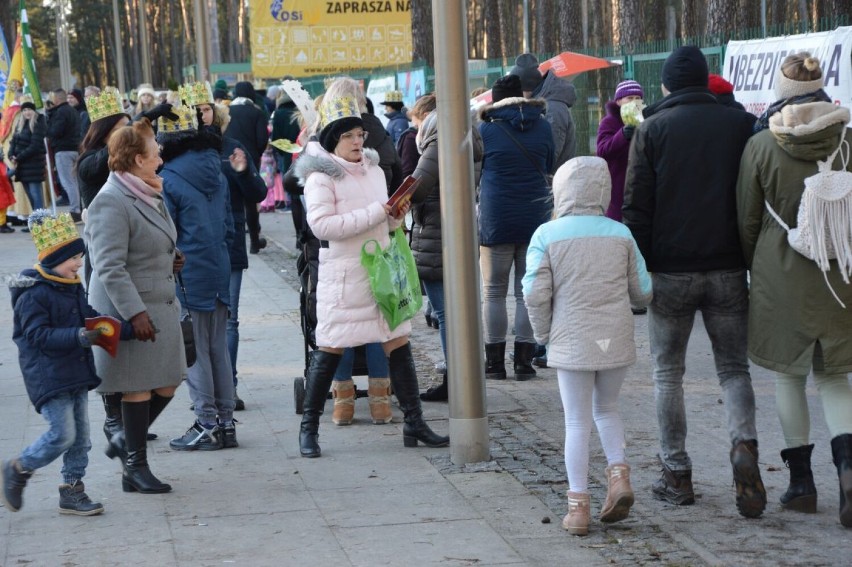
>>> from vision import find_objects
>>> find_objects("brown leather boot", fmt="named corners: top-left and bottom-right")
top-left (731, 440), bottom-right (766, 519)
top-left (652, 456), bottom-right (695, 505)
top-left (368, 378), bottom-right (393, 424)
top-left (331, 379), bottom-right (355, 426)
top-left (600, 463), bottom-right (634, 523)
top-left (562, 491), bottom-right (590, 536)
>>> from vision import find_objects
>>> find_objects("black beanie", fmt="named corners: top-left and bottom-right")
top-left (319, 116), bottom-right (364, 153)
top-left (20, 101), bottom-right (36, 112)
top-left (492, 74), bottom-right (523, 102)
top-left (234, 81), bottom-right (255, 99)
top-left (509, 53), bottom-right (543, 92)
top-left (662, 46), bottom-right (709, 92)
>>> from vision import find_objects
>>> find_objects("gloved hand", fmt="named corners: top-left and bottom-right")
top-left (130, 311), bottom-right (157, 342)
top-left (622, 125), bottom-right (635, 140)
top-left (78, 327), bottom-right (104, 348)
top-left (141, 102), bottom-right (179, 123)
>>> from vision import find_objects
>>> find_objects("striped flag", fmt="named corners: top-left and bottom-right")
top-left (18, 0), bottom-right (42, 109)
top-left (0, 23), bottom-right (11, 106)
top-left (2, 34), bottom-right (21, 110)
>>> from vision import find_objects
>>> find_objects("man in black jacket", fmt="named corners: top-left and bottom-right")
top-left (623, 46), bottom-right (766, 519)
top-left (46, 89), bottom-right (81, 221)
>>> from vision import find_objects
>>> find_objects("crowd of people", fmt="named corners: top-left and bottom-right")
top-left (0, 47), bottom-right (850, 545)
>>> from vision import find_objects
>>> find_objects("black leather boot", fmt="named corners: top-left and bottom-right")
top-left (102, 394), bottom-right (123, 443)
top-left (780, 444), bottom-right (817, 513)
top-left (513, 341), bottom-right (537, 381)
top-left (388, 343), bottom-right (449, 448)
top-left (831, 433), bottom-right (852, 527)
top-left (121, 400), bottom-right (171, 494)
top-left (106, 393), bottom-right (173, 463)
top-left (485, 342), bottom-right (507, 380)
top-left (420, 371), bottom-right (448, 402)
top-left (299, 351), bottom-right (342, 458)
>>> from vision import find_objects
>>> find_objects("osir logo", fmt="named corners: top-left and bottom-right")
top-left (270, 0), bottom-right (303, 22)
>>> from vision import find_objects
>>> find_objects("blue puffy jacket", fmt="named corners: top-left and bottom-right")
top-left (478, 97), bottom-right (554, 246)
top-left (161, 148), bottom-right (234, 311)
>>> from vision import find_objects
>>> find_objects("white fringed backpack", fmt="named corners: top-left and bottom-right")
top-left (765, 136), bottom-right (852, 307)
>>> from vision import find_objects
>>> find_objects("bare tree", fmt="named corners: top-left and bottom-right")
top-left (736, 0), bottom-right (761, 33)
top-left (411, 0), bottom-right (434, 67)
top-left (484, 0), bottom-right (502, 59)
top-left (706, 0), bottom-right (737, 39)
top-left (534, 0), bottom-right (557, 53)
top-left (613, 0), bottom-right (645, 53)
top-left (499, 0), bottom-right (520, 57)
top-left (681, 0), bottom-right (702, 39)
top-left (559, 0), bottom-right (584, 50)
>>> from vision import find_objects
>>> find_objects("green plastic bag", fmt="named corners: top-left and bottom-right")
top-left (360, 228), bottom-right (423, 330)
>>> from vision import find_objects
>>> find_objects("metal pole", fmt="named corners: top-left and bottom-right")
top-left (761, 0), bottom-right (767, 38)
top-left (138, 0), bottom-right (152, 84)
top-left (193, 0), bottom-right (209, 81)
top-left (112, 0), bottom-right (126, 94)
top-left (522, 0), bottom-right (530, 53)
top-left (432, 0), bottom-right (490, 465)
top-left (581, 0), bottom-right (589, 50)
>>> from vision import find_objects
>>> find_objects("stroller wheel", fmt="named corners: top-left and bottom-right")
top-left (294, 377), bottom-right (306, 414)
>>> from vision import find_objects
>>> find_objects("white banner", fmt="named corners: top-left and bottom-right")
top-left (724, 26), bottom-right (852, 117)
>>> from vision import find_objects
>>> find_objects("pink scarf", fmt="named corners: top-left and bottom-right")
top-left (113, 171), bottom-right (164, 213)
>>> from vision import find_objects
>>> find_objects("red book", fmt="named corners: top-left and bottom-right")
top-left (85, 316), bottom-right (122, 358)
top-left (387, 175), bottom-right (420, 217)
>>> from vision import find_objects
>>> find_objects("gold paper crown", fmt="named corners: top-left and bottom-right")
top-left (319, 96), bottom-right (360, 129)
top-left (157, 103), bottom-right (198, 133)
top-left (179, 81), bottom-right (214, 107)
top-left (29, 210), bottom-right (81, 260)
top-left (382, 90), bottom-right (403, 103)
top-left (86, 87), bottom-right (125, 123)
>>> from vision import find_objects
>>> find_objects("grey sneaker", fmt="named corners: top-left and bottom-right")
top-left (170, 421), bottom-right (223, 451)
top-left (1, 459), bottom-right (33, 512)
top-left (58, 481), bottom-right (104, 516)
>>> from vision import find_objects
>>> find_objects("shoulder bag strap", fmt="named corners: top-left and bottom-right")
top-left (176, 272), bottom-right (192, 322)
top-left (493, 121), bottom-right (551, 186)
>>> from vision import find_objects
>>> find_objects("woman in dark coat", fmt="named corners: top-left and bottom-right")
top-left (8, 102), bottom-right (47, 216)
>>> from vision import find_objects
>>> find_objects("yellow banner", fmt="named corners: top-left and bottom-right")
top-left (249, 1), bottom-right (412, 78)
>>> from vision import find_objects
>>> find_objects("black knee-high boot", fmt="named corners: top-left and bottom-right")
top-left (106, 393), bottom-right (173, 462)
top-left (121, 400), bottom-right (171, 494)
top-left (102, 394), bottom-right (123, 442)
top-left (388, 343), bottom-right (449, 448)
top-left (299, 351), bottom-right (342, 458)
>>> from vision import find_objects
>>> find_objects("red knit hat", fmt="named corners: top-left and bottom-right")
top-left (707, 74), bottom-right (734, 96)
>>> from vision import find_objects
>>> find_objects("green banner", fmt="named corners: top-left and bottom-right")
top-left (19, 0), bottom-right (42, 109)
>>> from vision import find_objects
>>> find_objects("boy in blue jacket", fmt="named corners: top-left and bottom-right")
top-left (1, 210), bottom-right (133, 516)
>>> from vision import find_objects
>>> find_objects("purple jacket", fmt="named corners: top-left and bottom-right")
top-left (596, 101), bottom-right (631, 221)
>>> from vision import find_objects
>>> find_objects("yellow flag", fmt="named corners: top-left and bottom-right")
top-left (3, 34), bottom-right (22, 109)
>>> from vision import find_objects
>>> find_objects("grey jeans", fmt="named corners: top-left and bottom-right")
top-left (54, 151), bottom-right (80, 213)
top-left (186, 300), bottom-right (236, 424)
top-left (649, 269), bottom-right (757, 471)
top-left (480, 243), bottom-right (534, 344)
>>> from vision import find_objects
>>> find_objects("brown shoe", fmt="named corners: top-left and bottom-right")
top-left (600, 463), bottom-right (634, 522)
top-left (562, 491), bottom-right (590, 536)
top-left (731, 440), bottom-right (767, 518)
top-left (331, 379), bottom-right (355, 425)
top-left (368, 378), bottom-right (393, 424)
top-left (652, 457), bottom-right (695, 505)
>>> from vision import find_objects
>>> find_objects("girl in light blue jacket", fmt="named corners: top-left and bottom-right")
top-left (523, 156), bottom-right (651, 536)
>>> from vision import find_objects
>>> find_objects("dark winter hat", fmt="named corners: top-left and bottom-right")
top-left (509, 53), bottom-right (543, 92)
top-left (662, 46), bottom-right (708, 93)
top-left (212, 88), bottom-right (230, 101)
top-left (69, 88), bottom-right (84, 104)
top-left (20, 101), bottom-right (36, 112)
top-left (234, 81), bottom-right (256, 100)
top-left (614, 80), bottom-right (644, 101)
top-left (319, 116), bottom-right (363, 153)
top-left (214, 79), bottom-right (228, 91)
top-left (28, 209), bottom-right (85, 269)
top-left (491, 74), bottom-right (524, 103)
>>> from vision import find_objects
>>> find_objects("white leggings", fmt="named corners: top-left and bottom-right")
top-left (776, 371), bottom-right (852, 447)
top-left (557, 367), bottom-right (628, 493)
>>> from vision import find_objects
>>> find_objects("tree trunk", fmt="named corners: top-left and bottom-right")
top-left (411, 0), bottom-right (434, 66)
top-left (499, 0), bottom-right (519, 58)
top-left (706, 0), bottom-right (737, 39)
top-left (736, 0), bottom-right (761, 33)
top-left (830, 0), bottom-right (852, 26)
top-left (798, 0), bottom-right (809, 29)
top-left (206, 0), bottom-right (221, 64)
top-left (559, 0), bottom-right (583, 50)
top-left (484, 0), bottom-right (502, 59)
top-left (681, 0), bottom-right (702, 39)
top-left (613, 0), bottom-right (644, 53)
top-left (535, 0), bottom-right (556, 54)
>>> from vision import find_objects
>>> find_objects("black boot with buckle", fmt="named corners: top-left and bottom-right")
top-left (780, 444), bottom-right (817, 513)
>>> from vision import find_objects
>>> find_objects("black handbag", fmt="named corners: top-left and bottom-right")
top-left (177, 273), bottom-right (196, 367)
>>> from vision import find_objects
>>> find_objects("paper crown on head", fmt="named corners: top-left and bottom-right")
top-left (157, 103), bottom-right (198, 133)
top-left (28, 210), bottom-right (82, 261)
top-left (382, 90), bottom-right (403, 103)
top-left (179, 81), bottom-right (214, 107)
top-left (319, 96), bottom-right (360, 129)
top-left (86, 87), bottom-right (125, 123)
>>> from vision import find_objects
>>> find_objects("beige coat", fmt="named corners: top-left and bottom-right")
top-left (85, 173), bottom-right (185, 393)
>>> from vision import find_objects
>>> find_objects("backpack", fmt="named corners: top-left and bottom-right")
top-left (764, 137), bottom-right (852, 307)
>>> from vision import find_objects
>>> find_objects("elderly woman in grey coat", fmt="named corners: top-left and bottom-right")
top-left (85, 119), bottom-right (185, 495)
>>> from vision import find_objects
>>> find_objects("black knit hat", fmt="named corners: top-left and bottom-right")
top-left (492, 74), bottom-right (523, 102)
top-left (662, 46), bottom-right (709, 92)
top-left (509, 53), bottom-right (543, 92)
top-left (20, 101), bottom-right (36, 112)
top-left (319, 116), bottom-right (363, 153)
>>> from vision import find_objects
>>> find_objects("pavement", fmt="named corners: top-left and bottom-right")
top-left (0, 207), bottom-right (850, 566)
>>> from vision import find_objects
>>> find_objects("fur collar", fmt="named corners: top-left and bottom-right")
top-left (479, 97), bottom-right (546, 121)
top-left (769, 102), bottom-right (851, 137)
top-left (294, 147), bottom-right (380, 186)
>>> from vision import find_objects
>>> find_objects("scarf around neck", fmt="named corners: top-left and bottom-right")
top-left (114, 170), bottom-right (164, 213)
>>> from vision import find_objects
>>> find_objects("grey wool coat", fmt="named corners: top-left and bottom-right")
top-left (85, 172), bottom-right (186, 393)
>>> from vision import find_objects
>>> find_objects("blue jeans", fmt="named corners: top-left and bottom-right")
top-left (19, 387), bottom-right (91, 484)
top-left (649, 270), bottom-right (757, 471)
top-left (480, 243), bottom-right (534, 344)
top-left (227, 269), bottom-right (243, 387)
top-left (422, 278), bottom-right (447, 361)
top-left (25, 181), bottom-right (44, 210)
top-left (333, 343), bottom-right (389, 380)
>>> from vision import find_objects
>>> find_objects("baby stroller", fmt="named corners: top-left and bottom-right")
top-left (286, 171), bottom-right (369, 414)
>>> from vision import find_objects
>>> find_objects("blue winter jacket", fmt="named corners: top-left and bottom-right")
top-left (384, 109), bottom-right (409, 147)
top-left (478, 97), bottom-right (554, 246)
top-left (10, 268), bottom-right (130, 412)
top-left (161, 149), bottom-right (234, 311)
